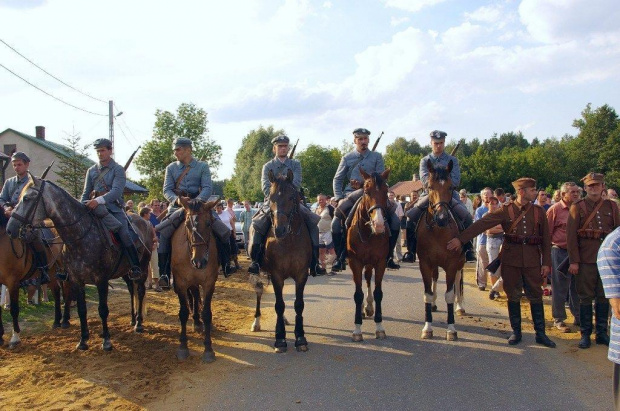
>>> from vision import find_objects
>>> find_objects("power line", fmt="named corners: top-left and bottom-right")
top-left (115, 120), bottom-right (136, 148)
top-left (0, 63), bottom-right (107, 117)
top-left (114, 103), bottom-right (142, 145)
top-left (0, 38), bottom-right (108, 103)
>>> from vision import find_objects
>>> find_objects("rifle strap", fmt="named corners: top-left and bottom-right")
top-left (175, 165), bottom-right (192, 191)
top-left (93, 167), bottom-right (112, 192)
top-left (343, 155), bottom-right (365, 192)
top-left (579, 199), bottom-right (605, 230)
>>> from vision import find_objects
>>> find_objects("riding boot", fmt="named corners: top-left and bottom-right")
top-left (402, 225), bottom-right (417, 263)
top-left (124, 245), bottom-right (142, 281)
top-left (531, 302), bottom-right (556, 348)
top-left (310, 246), bottom-right (327, 277)
top-left (386, 228), bottom-right (401, 269)
top-left (32, 249), bottom-right (51, 285)
top-left (158, 252), bottom-right (170, 288)
top-left (248, 232), bottom-right (265, 274)
top-left (507, 301), bottom-right (522, 345)
top-left (215, 236), bottom-right (236, 277)
top-left (595, 302), bottom-right (610, 346)
top-left (331, 230), bottom-right (347, 272)
top-left (578, 304), bottom-right (593, 349)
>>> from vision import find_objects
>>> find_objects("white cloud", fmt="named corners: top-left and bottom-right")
top-left (383, 0), bottom-right (447, 13)
top-left (465, 4), bottom-right (502, 23)
top-left (439, 22), bottom-right (485, 56)
top-left (322, 1), bottom-right (332, 8)
top-left (391, 16), bottom-right (410, 26)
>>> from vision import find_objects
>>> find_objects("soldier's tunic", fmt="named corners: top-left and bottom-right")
top-left (419, 151), bottom-right (461, 201)
top-left (567, 197), bottom-right (620, 304)
top-left (0, 174), bottom-right (29, 209)
top-left (80, 158), bottom-right (132, 245)
top-left (457, 201), bottom-right (552, 303)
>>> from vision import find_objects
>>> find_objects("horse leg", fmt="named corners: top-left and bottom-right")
top-left (363, 266), bottom-right (374, 318)
top-left (201, 283), bottom-right (216, 363)
top-left (374, 270), bottom-right (386, 340)
top-left (455, 268), bottom-right (466, 316)
top-left (76, 286), bottom-right (90, 350)
top-left (251, 281), bottom-right (264, 332)
top-left (177, 291), bottom-right (190, 360)
top-left (294, 275), bottom-right (309, 352)
top-left (52, 281), bottom-right (62, 329)
top-left (97, 282), bottom-right (113, 351)
top-left (431, 268), bottom-right (438, 312)
top-left (8, 285), bottom-right (21, 349)
top-left (352, 261), bottom-right (364, 342)
top-left (134, 281), bottom-right (146, 333)
top-left (124, 277), bottom-right (137, 327)
top-left (61, 281), bottom-right (76, 329)
top-left (191, 286), bottom-right (204, 334)
top-left (272, 277), bottom-right (287, 353)
top-left (420, 262), bottom-right (434, 339)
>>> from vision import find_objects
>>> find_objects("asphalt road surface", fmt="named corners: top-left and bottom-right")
top-left (154, 263), bottom-right (613, 411)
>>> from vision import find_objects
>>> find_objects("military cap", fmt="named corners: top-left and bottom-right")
top-left (511, 177), bottom-right (537, 190)
top-left (11, 151), bottom-right (30, 163)
top-left (430, 130), bottom-right (447, 140)
top-left (581, 172), bottom-right (604, 186)
top-left (173, 137), bottom-right (193, 148)
top-left (93, 138), bottom-right (112, 149)
top-left (353, 128), bottom-right (371, 136)
top-left (271, 134), bottom-right (290, 145)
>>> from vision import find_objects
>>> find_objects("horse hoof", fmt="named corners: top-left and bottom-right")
top-left (296, 344), bottom-right (308, 352)
top-left (76, 341), bottom-right (89, 351)
top-left (194, 324), bottom-right (205, 334)
top-left (61, 322), bottom-right (71, 329)
top-left (421, 330), bottom-right (433, 339)
top-left (9, 340), bottom-right (20, 349)
top-left (250, 324), bottom-right (261, 332)
top-left (364, 308), bottom-right (374, 318)
top-left (447, 332), bottom-right (458, 341)
top-left (102, 339), bottom-right (113, 351)
top-left (274, 345), bottom-right (288, 353)
top-left (52, 322), bottom-right (61, 329)
top-left (202, 351), bottom-right (216, 363)
top-left (177, 347), bottom-right (190, 360)
top-left (376, 331), bottom-right (386, 339)
top-left (134, 324), bottom-right (144, 333)
top-left (456, 309), bottom-right (466, 316)
top-left (130, 320), bottom-right (136, 327)
top-left (431, 305), bottom-right (438, 312)
top-left (352, 333), bottom-right (363, 342)
top-left (274, 340), bottom-right (287, 353)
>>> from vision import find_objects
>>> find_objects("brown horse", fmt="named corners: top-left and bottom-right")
top-left (348, 168), bottom-right (391, 342)
top-left (170, 197), bottom-right (220, 362)
top-left (417, 159), bottom-right (465, 340)
top-left (250, 169), bottom-right (311, 353)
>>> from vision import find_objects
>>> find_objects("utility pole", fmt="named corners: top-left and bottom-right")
top-left (108, 100), bottom-right (114, 157)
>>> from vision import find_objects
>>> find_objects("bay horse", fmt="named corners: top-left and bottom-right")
top-left (6, 177), bottom-right (153, 351)
top-left (417, 159), bottom-right (465, 341)
top-left (250, 169), bottom-right (311, 353)
top-left (348, 168), bottom-right (391, 342)
top-left (170, 197), bottom-right (220, 362)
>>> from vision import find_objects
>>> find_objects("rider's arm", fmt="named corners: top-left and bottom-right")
top-left (163, 164), bottom-right (178, 205)
top-left (450, 156), bottom-right (461, 187)
top-left (419, 156), bottom-right (430, 186)
top-left (292, 160), bottom-right (302, 191)
top-left (197, 162), bottom-right (212, 201)
top-left (261, 162), bottom-right (271, 198)
top-left (0, 179), bottom-right (12, 208)
top-left (332, 156), bottom-right (348, 200)
top-left (79, 168), bottom-right (93, 202)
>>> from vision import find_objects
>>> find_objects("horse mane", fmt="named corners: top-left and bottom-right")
top-left (187, 198), bottom-right (205, 212)
top-left (429, 165), bottom-right (451, 183)
top-left (19, 179), bottom-right (35, 200)
top-left (270, 175), bottom-right (299, 200)
top-left (369, 172), bottom-right (385, 187)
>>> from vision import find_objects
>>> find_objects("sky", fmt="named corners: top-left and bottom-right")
top-left (1, 0), bottom-right (619, 180)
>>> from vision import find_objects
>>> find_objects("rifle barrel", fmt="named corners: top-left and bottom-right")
top-left (371, 131), bottom-right (384, 151)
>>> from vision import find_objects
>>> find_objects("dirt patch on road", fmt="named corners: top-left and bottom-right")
top-left (0, 257), bottom-right (263, 410)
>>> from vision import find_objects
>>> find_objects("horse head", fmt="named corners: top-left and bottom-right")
top-left (426, 159), bottom-right (454, 228)
top-left (269, 169), bottom-right (299, 239)
top-left (180, 197), bottom-right (217, 270)
top-left (360, 167), bottom-right (391, 235)
top-left (6, 173), bottom-right (47, 240)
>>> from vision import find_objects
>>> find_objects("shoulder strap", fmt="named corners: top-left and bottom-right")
top-left (344, 155), bottom-right (365, 191)
top-left (175, 166), bottom-right (191, 190)
top-left (507, 203), bottom-right (532, 233)
top-left (93, 167), bottom-right (112, 191)
top-left (581, 199), bottom-right (605, 230)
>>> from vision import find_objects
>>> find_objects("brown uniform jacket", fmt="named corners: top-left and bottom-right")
top-left (566, 197), bottom-right (620, 264)
top-left (457, 201), bottom-right (551, 268)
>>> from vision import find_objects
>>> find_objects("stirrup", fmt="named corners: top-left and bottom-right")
top-left (158, 275), bottom-right (170, 288)
top-left (248, 261), bottom-right (261, 274)
top-left (311, 264), bottom-right (326, 277)
top-left (39, 270), bottom-right (51, 285)
top-left (386, 258), bottom-right (400, 270)
top-left (402, 252), bottom-right (415, 263)
top-left (128, 267), bottom-right (142, 281)
top-left (56, 271), bottom-right (68, 282)
top-left (223, 263), bottom-right (237, 278)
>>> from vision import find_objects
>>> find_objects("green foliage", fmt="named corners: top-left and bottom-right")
top-left (56, 130), bottom-right (90, 198)
top-left (134, 103), bottom-right (222, 199)
top-left (231, 126), bottom-right (282, 202)
top-left (295, 144), bottom-right (341, 198)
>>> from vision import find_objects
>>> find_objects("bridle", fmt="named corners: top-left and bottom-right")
top-left (270, 187), bottom-right (301, 239)
top-left (426, 199), bottom-right (456, 230)
top-left (185, 212), bottom-right (212, 255)
top-left (355, 183), bottom-right (388, 243)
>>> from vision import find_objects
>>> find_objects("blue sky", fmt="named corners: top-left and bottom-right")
top-left (1, 0), bottom-right (619, 180)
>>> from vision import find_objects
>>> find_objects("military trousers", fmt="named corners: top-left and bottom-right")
top-left (251, 202), bottom-right (320, 247)
top-left (576, 262), bottom-right (608, 305)
top-left (331, 188), bottom-right (400, 235)
top-left (501, 265), bottom-right (544, 303)
top-left (156, 208), bottom-right (230, 252)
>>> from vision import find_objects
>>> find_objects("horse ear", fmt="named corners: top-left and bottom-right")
top-left (426, 159), bottom-right (434, 174)
top-left (286, 169), bottom-right (293, 182)
top-left (447, 160), bottom-right (453, 173)
top-left (28, 171), bottom-right (40, 187)
top-left (381, 168), bottom-right (391, 181)
top-left (268, 169), bottom-right (275, 183)
top-left (359, 167), bottom-right (370, 180)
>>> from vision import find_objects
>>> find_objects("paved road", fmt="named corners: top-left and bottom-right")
top-left (154, 263), bottom-right (613, 411)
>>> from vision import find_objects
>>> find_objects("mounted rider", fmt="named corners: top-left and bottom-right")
top-left (248, 134), bottom-right (327, 276)
top-left (0, 151), bottom-right (50, 284)
top-left (81, 138), bottom-right (142, 280)
top-left (402, 130), bottom-right (475, 263)
top-left (156, 137), bottom-right (236, 287)
top-left (331, 128), bottom-right (401, 272)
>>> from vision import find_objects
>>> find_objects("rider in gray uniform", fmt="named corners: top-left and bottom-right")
top-left (401, 130), bottom-right (475, 263)
top-left (247, 135), bottom-right (327, 276)
top-left (331, 128), bottom-right (401, 272)
top-left (155, 138), bottom-right (236, 287)
top-left (0, 151), bottom-right (50, 284)
top-left (81, 138), bottom-right (142, 280)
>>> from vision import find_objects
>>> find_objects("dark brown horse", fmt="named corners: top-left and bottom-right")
top-left (170, 197), bottom-right (220, 362)
top-left (250, 169), bottom-right (311, 353)
top-left (348, 168), bottom-right (391, 342)
top-left (417, 159), bottom-right (465, 340)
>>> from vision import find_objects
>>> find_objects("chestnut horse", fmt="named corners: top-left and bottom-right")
top-left (417, 159), bottom-right (465, 341)
top-left (170, 197), bottom-right (220, 362)
top-left (348, 168), bottom-right (391, 342)
top-left (250, 169), bottom-right (311, 353)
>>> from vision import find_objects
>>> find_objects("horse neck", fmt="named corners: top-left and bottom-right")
top-left (45, 185), bottom-right (94, 244)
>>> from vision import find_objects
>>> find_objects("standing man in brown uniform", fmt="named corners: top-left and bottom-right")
top-left (567, 172), bottom-right (620, 349)
top-left (447, 178), bottom-right (555, 347)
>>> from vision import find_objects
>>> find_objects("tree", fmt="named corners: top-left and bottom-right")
top-left (295, 144), bottom-right (341, 198)
top-left (56, 129), bottom-right (90, 198)
top-left (231, 126), bottom-right (282, 202)
top-left (134, 103), bottom-right (222, 198)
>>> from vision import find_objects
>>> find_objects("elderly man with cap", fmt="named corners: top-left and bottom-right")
top-left (248, 135), bottom-right (326, 276)
top-left (331, 128), bottom-right (401, 272)
top-left (156, 137), bottom-right (236, 286)
top-left (567, 172), bottom-right (620, 349)
top-left (81, 139), bottom-right (141, 280)
top-left (447, 177), bottom-right (556, 348)
top-left (402, 130), bottom-right (475, 263)
top-left (0, 151), bottom-right (50, 284)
